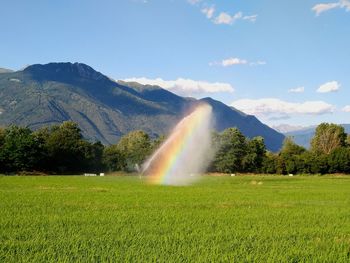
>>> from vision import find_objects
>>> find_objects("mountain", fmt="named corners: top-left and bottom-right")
top-left (0, 62), bottom-right (284, 151)
top-left (285, 124), bottom-right (350, 149)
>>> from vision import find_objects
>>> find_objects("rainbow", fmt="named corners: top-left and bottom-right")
top-left (143, 103), bottom-right (213, 185)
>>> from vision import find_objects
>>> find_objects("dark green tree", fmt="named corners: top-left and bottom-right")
top-left (0, 128), bottom-right (5, 172)
top-left (328, 147), bottom-right (350, 173)
top-left (278, 137), bottom-right (306, 174)
top-left (300, 151), bottom-right (328, 174)
top-left (261, 151), bottom-right (278, 174)
top-left (82, 141), bottom-right (104, 172)
top-left (45, 121), bottom-right (88, 173)
top-left (243, 136), bottom-right (266, 172)
top-left (212, 128), bottom-right (248, 173)
top-left (102, 145), bottom-right (126, 172)
top-left (0, 126), bottom-right (42, 172)
top-left (117, 130), bottom-right (151, 171)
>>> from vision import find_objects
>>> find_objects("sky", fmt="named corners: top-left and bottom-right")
top-left (1, 0), bottom-right (350, 128)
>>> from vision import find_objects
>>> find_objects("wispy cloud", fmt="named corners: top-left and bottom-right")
top-left (201, 6), bottom-right (215, 19)
top-left (188, 1), bottom-right (257, 25)
top-left (122, 77), bottom-right (234, 96)
top-left (341, 0), bottom-right (350, 10)
top-left (312, 0), bottom-right (350, 16)
top-left (316, 81), bottom-right (340, 93)
top-left (288, 86), bottom-right (305, 93)
top-left (187, 0), bottom-right (202, 5)
top-left (213, 12), bottom-right (243, 25)
top-left (312, 3), bottom-right (340, 15)
top-left (249, 60), bottom-right (267, 66)
top-left (242, 14), bottom-right (258, 22)
top-left (210, 57), bottom-right (266, 67)
top-left (231, 98), bottom-right (335, 119)
top-left (212, 12), bottom-right (258, 25)
top-left (220, 57), bottom-right (247, 66)
top-left (131, 0), bottom-right (149, 4)
top-left (342, 105), bottom-right (350, 112)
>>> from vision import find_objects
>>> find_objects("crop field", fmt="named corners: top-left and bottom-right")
top-left (0, 175), bottom-right (350, 262)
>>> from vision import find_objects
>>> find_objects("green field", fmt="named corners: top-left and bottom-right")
top-left (1, 175), bottom-right (350, 262)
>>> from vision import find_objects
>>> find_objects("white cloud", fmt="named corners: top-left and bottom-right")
top-left (210, 57), bottom-right (265, 67)
top-left (312, 3), bottom-right (340, 15)
top-left (317, 81), bottom-right (340, 93)
top-left (288, 86), bottom-right (305, 93)
top-left (122, 77), bottom-right (234, 96)
top-left (342, 105), bottom-right (350, 112)
top-left (222, 57), bottom-right (248, 66)
top-left (231, 98), bottom-right (335, 119)
top-left (340, 0), bottom-right (350, 10)
top-left (312, 0), bottom-right (350, 15)
top-left (213, 12), bottom-right (242, 25)
top-left (243, 14), bottom-right (258, 22)
top-left (201, 6), bottom-right (215, 19)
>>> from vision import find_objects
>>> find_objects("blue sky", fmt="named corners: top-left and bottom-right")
top-left (1, 0), bottom-right (350, 128)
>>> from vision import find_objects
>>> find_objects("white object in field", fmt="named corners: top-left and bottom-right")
top-left (84, 173), bottom-right (97, 176)
top-left (100, 173), bottom-right (105, 176)
top-left (231, 173), bottom-right (236, 177)
top-left (289, 174), bottom-right (294, 177)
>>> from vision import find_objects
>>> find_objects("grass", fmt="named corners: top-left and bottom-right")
top-left (0, 175), bottom-right (350, 262)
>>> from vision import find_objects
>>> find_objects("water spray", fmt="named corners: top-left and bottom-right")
top-left (142, 103), bottom-right (214, 185)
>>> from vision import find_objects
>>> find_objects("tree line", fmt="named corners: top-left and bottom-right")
top-left (0, 121), bottom-right (349, 175)
top-left (260, 123), bottom-right (350, 175)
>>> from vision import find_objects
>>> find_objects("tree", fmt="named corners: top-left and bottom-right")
top-left (328, 147), bottom-right (350, 173)
top-left (0, 127), bottom-right (5, 172)
top-left (150, 134), bottom-right (165, 153)
top-left (0, 126), bottom-right (42, 172)
top-left (346, 134), bottom-right (350, 147)
top-left (44, 121), bottom-right (88, 173)
top-left (117, 130), bottom-right (151, 171)
top-left (261, 152), bottom-right (279, 174)
top-left (278, 137), bottom-right (306, 174)
top-left (102, 145), bottom-right (126, 172)
top-left (300, 151), bottom-right (328, 174)
top-left (280, 137), bottom-right (306, 156)
top-left (311, 123), bottom-right (346, 154)
top-left (243, 136), bottom-right (266, 172)
top-left (212, 128), bottom-right (248, 173)
top-left (81, 141), bottom-right (104, 172)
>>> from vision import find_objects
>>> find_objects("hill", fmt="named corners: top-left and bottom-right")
top-left (285, 124), bottom-right (350, 148)
top-left (0, 62), bottom-right (284, 151)
top-left (0, 67), bottom-right (13, 74)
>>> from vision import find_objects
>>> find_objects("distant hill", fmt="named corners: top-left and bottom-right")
top-left (0, 62), bottom-right (284, 151)
top-left (0, 67), bottom-right (13, 73)
top-left (273, 124), bottom-right (305, 133)
top-left (285, 124), bottom-right (350, 149)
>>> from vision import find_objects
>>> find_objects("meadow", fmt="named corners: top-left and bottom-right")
top-left (0, 175), bottom-right (350, 262)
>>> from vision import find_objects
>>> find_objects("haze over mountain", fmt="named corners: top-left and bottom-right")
top-left (0, 62), bottom-right (284, 151)
top-left (272, 124), bottom-right (306, 134)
